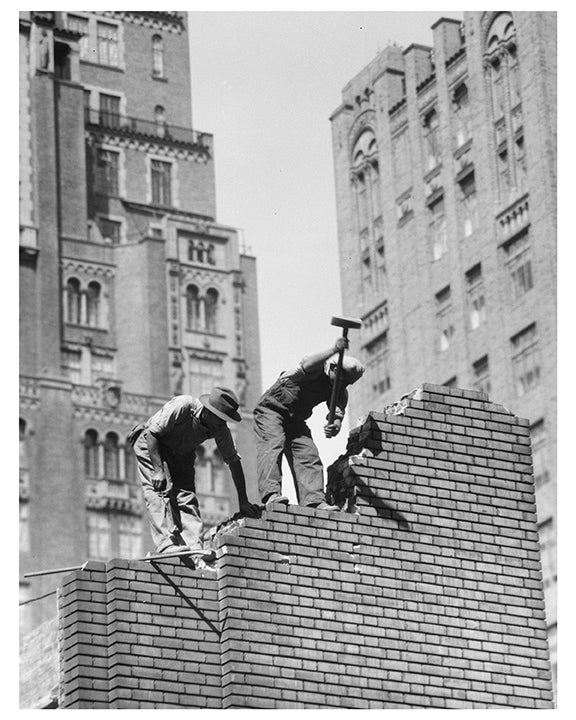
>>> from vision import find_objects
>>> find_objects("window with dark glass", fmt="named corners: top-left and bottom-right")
top-left (205, 288), bottom-right (219, 334)
top-left (99, 93), bottom-right (121, 128)
top-left (152, 35), bottom-right (164, 77)
top-left (96, 149), bottom-right (119, 195)
top-left (97, 21), bottom-right (119, 67)
top-left (84, 429), bottom-right (99, 477)
top-left (151, 159), bottom-right (172, 206)
top-left (511, 323), bottom-right (541, 396)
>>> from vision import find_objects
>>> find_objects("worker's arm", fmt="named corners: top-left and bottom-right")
top-left (215, 427), bottom-right (259, 517)
top-left (324, 387), bottom-right (348, 438)
top-left (300, 337), bottom-right (349, 374)
top-left (229, 460), bottom-right (260, 518)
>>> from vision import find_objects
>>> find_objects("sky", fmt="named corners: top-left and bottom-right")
top-left (186, 10), bottom-right (463, 487)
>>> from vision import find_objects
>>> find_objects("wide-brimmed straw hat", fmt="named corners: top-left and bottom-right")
top-left (200, 386), bottom-right (242, 423)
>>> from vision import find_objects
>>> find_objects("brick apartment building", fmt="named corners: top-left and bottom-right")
top-left (330, 12), bottom-right (556, 683)
top-left (19, 10), bottom-right (262, 634)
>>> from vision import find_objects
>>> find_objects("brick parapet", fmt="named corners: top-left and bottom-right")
top-left (54, 385), bottom-right (553, 708)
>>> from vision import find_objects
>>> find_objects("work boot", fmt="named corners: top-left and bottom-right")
top-left (264, 493), bottom-right (290, 510)
top-left (312, 501), bottom-right (339, 512)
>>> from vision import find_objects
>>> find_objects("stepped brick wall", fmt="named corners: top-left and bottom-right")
top-left (55, 384), bottom-right (553, 709)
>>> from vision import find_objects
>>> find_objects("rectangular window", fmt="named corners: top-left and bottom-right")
top-left (99, 93), bottom-right (121, 128)
top-left (423, 109), bottom-right (441, 171)
top-left (68, 14), bottom-right (89, 59)
top-left (392, 130), bottom-right (412, 193)
top-left (498, 147), bottom-right (510, 194)
top-left (61, 349), bottom-right (81, 384)
top-left (92, 353), bottom-right (115, 381)
top-left (460, 172), bottom-right (478, 238)
top-left (505, 233), bottom-right (534, 300)
top-left (188, 357), bottom-right (224, 397)
top-left (361, 248), bottom-right (372, 289)
top-left (99, 217), bottom-right (122, 245)
top-left (83, 89), bottom-right (91, 114)
top-left (465, 263), bottom-right (486, 330)
top-left (96, 149), bottom-right (119, 196)
top-left (354, 172), bottom-right (369, 232)
top-left (511, 323), bottom-right (541, 397)
top-left (537, 518), bottom-right (557, 590)
top-left (430, 197), bottom-right (447, 261)
top-left (531, 419), bottom-right (550, 488)
top-left (87, 512), bottom-right (111, 560)
top-left (472, 355), bottom-right (491, 395)
top-left (515, 135), bottom-right (527, 192)
top-left (364, 331), bottom-right (390, 397)
top-left (151, 159), bottom-right (172, 206)
top-left (435, 285), bottom-right (454, 352)
top-left (97, 21), bottom-right (119, 67)
top-left (453, 84), bottom-right (471, 147)
top-left (118, 516), bottom-right (143, 559)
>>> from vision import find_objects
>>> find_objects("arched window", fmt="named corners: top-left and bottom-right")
top-left (484, 12), bottom-right (524, 200)
top-left (86, 281), bottom-right (101, 327)
top-left (84, 429), bottom-right (99, 477)
top-left (154, 104), bottom-right (166, 137)
top-left (66, 277), bottom-right (81, 325)
top-left (124, 437), bottom-right (135, 483)
top-left (351, 128), bottom-right (379, 231)
top-left (104, 432), bottom-right (120, 479)
top-left (186, 284), bottom-right (201, 331)
top-left (152, 35), bottom-right (164, 78)
top-left (205, 288), bottom-right (219, 334)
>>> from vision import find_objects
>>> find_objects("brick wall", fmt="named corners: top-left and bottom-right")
top-left (56, 384), bottom-right (553, 708)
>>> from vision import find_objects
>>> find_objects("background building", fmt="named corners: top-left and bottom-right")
top-left (19, 10), bottom-right (262, 633)
top-left (330, 11), bottom-right (556, 686)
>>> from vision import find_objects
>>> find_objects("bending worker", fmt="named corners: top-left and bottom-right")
top-left (129, 387), bottom-right (259, 557)
top-left (254, 339), bottom-right (365, 511)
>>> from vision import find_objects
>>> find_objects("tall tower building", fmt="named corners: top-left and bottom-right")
top-left (19, 11), bottom-right (262, 632)
top-left (330, 12), bottom-right (556, 685)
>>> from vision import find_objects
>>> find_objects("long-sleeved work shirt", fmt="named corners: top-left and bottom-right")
top-left (146, 395), bottom-right (240, 464)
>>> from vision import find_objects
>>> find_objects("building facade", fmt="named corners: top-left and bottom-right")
top-left (330, 12), bottom-right (556, 685)
top-left (19, 10), bottom-right (262, 632)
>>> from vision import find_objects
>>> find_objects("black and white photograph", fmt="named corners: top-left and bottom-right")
top-left (16, 5), bottom-right (560, 711)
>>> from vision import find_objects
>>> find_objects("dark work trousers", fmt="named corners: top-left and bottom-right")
top-left (133, 430), bottom-right (203, 552)
top-left (253, 404), bottom-right (325, 506)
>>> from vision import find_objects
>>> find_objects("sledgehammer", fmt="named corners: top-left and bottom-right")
top-left (327, 315), bottom-right (362, 425)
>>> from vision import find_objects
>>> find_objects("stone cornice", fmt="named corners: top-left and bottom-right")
top-left (85, 129), bottom-right (210, 163)
top-left (102, 11), bottom-right (185, 34)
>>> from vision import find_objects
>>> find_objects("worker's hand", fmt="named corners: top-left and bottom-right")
top-left (239, 501), bottom-right (261, 518)
top-left (324, 419), bottom-right (342, 438)
top-left (333, 337), bottom-right (349, 353)
top-left (151, 470), bottom-right (167, 493)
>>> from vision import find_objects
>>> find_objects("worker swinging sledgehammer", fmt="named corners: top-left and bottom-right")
top-left (128, 387), bottom-right (260, 566)
top-left (253, 316), bottom-right (364, 511)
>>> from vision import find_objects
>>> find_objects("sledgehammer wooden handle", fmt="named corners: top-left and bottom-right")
top-left (327, 316), bottom-right (362, 426)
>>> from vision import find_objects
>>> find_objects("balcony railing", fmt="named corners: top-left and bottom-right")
top-left (84, 108), bottom-right (212, 153)
top-left (86, 476), bottom-right (142, 512)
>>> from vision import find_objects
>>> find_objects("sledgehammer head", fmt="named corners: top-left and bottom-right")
top-left (331, 315), bottom-right (362, 331)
